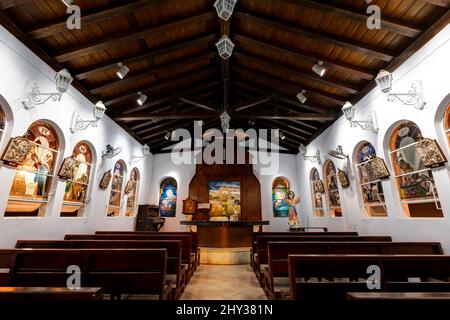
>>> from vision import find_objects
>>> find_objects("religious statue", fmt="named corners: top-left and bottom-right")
top-left (286, 191), bottom-right (300, 228)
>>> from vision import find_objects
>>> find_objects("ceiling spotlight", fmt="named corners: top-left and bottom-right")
top-left (116, 62), bottom-right (129, 79)
top-left (280, 132), bottom-right (286, 141)
top-left (164, 131), bottom-right (172, 141)
top-left (312, 61), bottom-right (326, 77)
top-left (61, 0), bottom-right (73, 7)
top-left (248, 120), bottom-right (255, 126)
top-left (296, 90), bottom-right (307, 104)
top-left (137, 92), bottom-right (147, 106)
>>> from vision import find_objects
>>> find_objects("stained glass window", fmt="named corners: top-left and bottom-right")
top-left (272, 177), bottom-right (290, 217)
top-left (324, 161), bottom-right (342, 217)
top-left (445, 103), bottom-right (450, 144)
top-left (0, 105), bottom-right (5, 143)
top-left (5, 121), bottom-right (59, 217)
top-left (355, 142), bottom-right (387, 217)
top-left (159, 177), bottom-right (177, 217)
top-left (125, 168), bottom-right (140, 217)
top-left (310, 168), bottom-right (325, 217)
top-left (107, 160), bottom-right (126, 217)
top-left (61, 142), bottom-right (92, 217)
top-left (389, 122), bottom-right (443, 218)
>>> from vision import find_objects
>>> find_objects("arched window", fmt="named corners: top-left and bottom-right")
top-left (389, 121), bottom-right (443, 218)
top-left (159, 177), bottom-right (177, 217)
top-left (324, 161), bottom-right (342, 217)
top-left (125, 168), bottom-right (140, 217)
top-left (0, 105), bottom-right (5, 143)
top-left (272, 177), bottom-right (290, 217)
top-left (5, 121), bottom-right (59, 217)
top-left (444, 104), bottom-right (450, 145)
top-left (107, 160), bottom-right (126, 217)
top-left (355, 142), bottom-right (387, 217)
top-left (310, 168), bottom-right (325, 217)
top-left (61, 142), bottom-right (92, 217)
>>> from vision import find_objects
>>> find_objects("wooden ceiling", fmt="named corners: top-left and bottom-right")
top-left (0, 0), bottom-right (449, 154)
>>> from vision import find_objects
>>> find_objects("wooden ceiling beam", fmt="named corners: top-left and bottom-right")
top-left (236, 112), bottom-right (335, 121)
top-left (179, 97), bottom-right (217, 112)
top-left (233, 34), bottom-right (375, 80)
top-left (114, 112), bottom-right (218, 122)
top-left (0, 0), bottom-right (32, 9)
top-left (234, 51), bottom-right (360, 95)
top-left (281, 0), bottom-right (423, 38)
top-left (422, 0), bottom-right (450, 7)
top-left (234, 97), bottom-right (272, 112)
top-left (28, 0), bottom-right (166, 39)
top-left (90, 52), bottom-right (216, 94)
top-left (235, 11), bottom-right (395, 62)
top-left (54, 12), bottom-right (216, 62)
top-left (74, 34), bottom-right (216, 80)
top-left (103, 67), bottom-right (216, 107)
top-left (234, 66), bottom-right (348, 105)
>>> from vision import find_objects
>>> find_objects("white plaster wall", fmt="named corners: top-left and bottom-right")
top-left (296, 25), bottom-right (450, 252)
top-left (0, 26), bottom-right (153, 247)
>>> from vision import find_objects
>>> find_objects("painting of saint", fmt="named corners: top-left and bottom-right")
top-left (272, 177), bottom-right (290, 217)
top-left (159, 178), bottom-right (177, 217)
top-left (208, 181), bottom-right (241, 219)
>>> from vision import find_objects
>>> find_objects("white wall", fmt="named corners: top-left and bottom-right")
top-left (0, 25), bottom-right (153, 247)
top-left (296, 25), bottom-right (450, 252)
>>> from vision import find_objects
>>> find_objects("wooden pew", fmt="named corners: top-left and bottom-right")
top-left (264, 241), bottom-right (443, 299)
top-left (254, 235), bottom-right (392, 281)
top-left (0, 248), bottom-right (171, 300)
top-left (16, 239), bottom-right (186, 299)
top-left (65, 234), bottom-right (195, 280)
top-left (250, 232), bottom-right (359, 271)
top-left (0, 287), bottom-right (103, 301)
top-left (95, 231), bottom-right (201, 268)
top-left (288, 254), bottom-right (450, 301)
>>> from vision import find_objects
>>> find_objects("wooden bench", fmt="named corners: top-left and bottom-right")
top-left (0, 248), bottom-right (171, 300)
top-left (95, 231), bottom-right (201, 268)
top-left (0, 287), bottom-right (103, 301)
top-left (288, 254), bottom-right (450, 301)
top-left (65, 234), bottom-right (195, 280)
top-left (264, 241), bottom-right (443, 299)
top-left (254, 235), bottom-right (392, 282)
top-left (16, 239), bottom-right (186, 299)
top-left (250, 232), bottom-right (359, 271)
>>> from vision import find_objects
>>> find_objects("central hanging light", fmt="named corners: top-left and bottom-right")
top-left (216, 35), bottom-right (235, 60)
top-left (220, 110), bottom-right (231, 133)
top-left (214, 0), bottom-right (238, 21)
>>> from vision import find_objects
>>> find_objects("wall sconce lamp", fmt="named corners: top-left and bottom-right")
top-left (342, 101), bottom-right (379, 133)
top-left (375, 69), bottom-right (426, 110)
top-left (299, 144), bottom-right (321, 164)
top-left (130, 144), bottom-right (151, 164)
top-left (22, 69), bottom-right (73, 110)
top-left (70, 101), bottom-right (107, 134)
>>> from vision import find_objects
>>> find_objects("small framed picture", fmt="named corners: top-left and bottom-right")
top-left (0, 136), bottom-right (32, 166)
top-left (415, 138), bottom-right (448, 169)
top-left (99, 170), bottom-right (112, 189)
top-left (337, 169), bottom-right (350, 189)
top-left (58, 156), bottom-right (79, 180)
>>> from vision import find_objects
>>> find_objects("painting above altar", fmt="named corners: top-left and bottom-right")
top-left (208, 181), bottom-right (241, 220)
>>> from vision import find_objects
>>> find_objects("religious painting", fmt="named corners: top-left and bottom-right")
top-left (159, 177), bottom-right (177, 217)
top-left (126, 168), bottom-right (140, 217)
top-left (272, 177), bottom-right (290, 217)
top-left (445, 103), bottom-right (450, 144)
top-left (310, 168), bottom-right (325, 217)
top-left (0, 105), bottom-right (6, 143)
top-left (107, 161), bottom-right (126, 217)
top-left (337, 169), bottom-right (350, 189)
top-left (324, 161), bottom-right (342, 217)
top-left (389, 122), bottom-right (442, 218)
top-left (4, 121), bottom-right (59, 217)
top-left (415, 138), bottom-right (447, 169)
top-left (208, 181), bottom-right (241, 219)
top-left (99, 170), bottom-right (112, 189)
top-left (58, 156), bottom-right (79, 180)
top-left (0, 136), bottom-right (33, 166)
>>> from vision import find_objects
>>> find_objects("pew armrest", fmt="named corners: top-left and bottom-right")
top-left (163, 280), bottom-right (174, 300)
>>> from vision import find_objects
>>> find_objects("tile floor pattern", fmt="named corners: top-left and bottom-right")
top-left (180, 264), bottom-right (267, 300)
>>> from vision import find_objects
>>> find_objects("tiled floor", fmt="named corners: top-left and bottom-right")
top-left (180, 264), bottom-right (267, 300)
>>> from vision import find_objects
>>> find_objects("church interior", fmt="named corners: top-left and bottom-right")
top-left (0, 0), bottom-right (449, 307)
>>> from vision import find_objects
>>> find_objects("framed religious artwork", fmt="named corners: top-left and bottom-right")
top-left (58, 156), bottom-right (79, 180)
top-left (365, 157), bottom-right (391, 181)
top-left (313, 177), bottom-right (325, 194)
top-left (415, 138), bottom-right (448, 169)
top-left (0, 136), bottom-right (32, 166)
top-left (337, 169), bottom-right (350, 189)
top-left (99, 170), bottom-right (112, 189)
top-left (124, 179), bottom-right (135, 194)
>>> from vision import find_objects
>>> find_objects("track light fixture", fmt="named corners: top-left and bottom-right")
top-left (342, 101), bottom-right (379, 133)
top-left (296, 90), bottom-right (307, 104)
top-left (164, 131), bottom-right (172, 141)
top-left (312, 60), bottom-right (326, 77)
top-left (375, 69), bottom-right (426, 110)
top-left (137, 92), bottom-right (147, 106)
top-left (299, 144), bottom-right (321, 164)
top-left (22, 69), bottom-right (73, 110)
top-left (116, 62), bottom-right (129, 79)
top-left (280, 132), bottom-right (286, 141)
